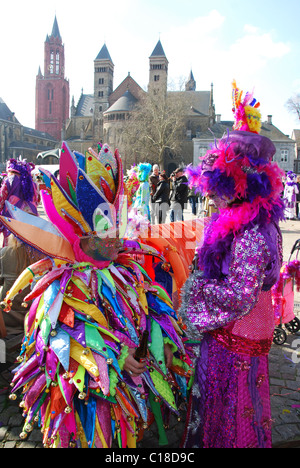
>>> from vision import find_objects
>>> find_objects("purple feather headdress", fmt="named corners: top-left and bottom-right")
top-left (6, 157), bottom-right (36, 202)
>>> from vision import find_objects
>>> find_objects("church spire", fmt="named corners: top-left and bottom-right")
top-left (185, 70), bottom-right (196, 91)
top-left (51, 15), bottom-right (61, 40)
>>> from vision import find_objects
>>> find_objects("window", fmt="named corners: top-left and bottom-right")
top-left (99, 78), bottom-right (104, 84)
top-left (154, 75), bottom-right (160, 81)
top-left (48, 89), bottom-right (54, 100)
top-left (56, 50), bottom-right (60, 74)
top-left (281, 149), bottom-right (288, 162)
top-left (98, 91), bottom-right (104, 97)
top-left (198, 147), bottom-right (208, 158)
top-left (49, 51), bottom-right (54, 74)
top-left (49, 102), bottom-right (52, 114)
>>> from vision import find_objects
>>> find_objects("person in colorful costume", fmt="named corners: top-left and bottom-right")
top-left (180, 81), bottom-right (285, 448)
top-left (124, 166), bottom-right (139, 208)
top-left (0, 157), bottom-right (40, 245)
top-left (283, 171), bottom-right (299, 220)
top-left (0, 142), bottom-right (193, 449)
top-left (133, 163), bottom-right (152, 222)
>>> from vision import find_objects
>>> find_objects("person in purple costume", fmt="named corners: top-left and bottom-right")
top-left (180, 83), bottom-right (285, 448)
top-left (0, 157), bottom-right (40, 245)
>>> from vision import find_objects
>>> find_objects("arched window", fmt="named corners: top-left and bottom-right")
top-left (49, 50), bottom-right (54, 74)
top-left (56, 50), bottom-right (60, 74)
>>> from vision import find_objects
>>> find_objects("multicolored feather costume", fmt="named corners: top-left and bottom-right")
top-left (0, 142), bottom-right (195, 448)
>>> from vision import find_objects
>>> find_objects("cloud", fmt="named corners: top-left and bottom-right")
top-left (230, 25), bottom-right (290, 68)
top-left (165, 10), bottom-right (225, 85)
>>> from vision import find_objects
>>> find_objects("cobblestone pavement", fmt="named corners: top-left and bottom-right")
top-left (1, 217), bottom-right (300, 448)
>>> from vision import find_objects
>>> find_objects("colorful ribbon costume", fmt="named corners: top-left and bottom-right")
top-left (0, 142), bottom-right (195, 448)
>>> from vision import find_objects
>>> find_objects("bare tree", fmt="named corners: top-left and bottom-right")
top-left (122, 87), bottom-right (188, 170)
top-left (286, 94), bottom-right (300, 120)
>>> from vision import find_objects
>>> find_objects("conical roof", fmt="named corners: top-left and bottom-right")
top-left (104, 90), bottom-right (138, 114)
top-left (51, 15), bottom-right (61, 39)
top-left (150, 40), bottom-right (166, 57)
top-left (95, 44), bottom-right (113, 62)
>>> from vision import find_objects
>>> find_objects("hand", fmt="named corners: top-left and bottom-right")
top-left (123, 348), bottom-right (147, 377)
top-left (164, 343), bottom-right (173, 369)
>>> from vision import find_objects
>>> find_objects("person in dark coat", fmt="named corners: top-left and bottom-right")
top-left (169, 168), bottom-right (188, 222)
top-left (149, 164), bottom-right (160, 224)
top-left (152, 172), bottom-right (170, 224)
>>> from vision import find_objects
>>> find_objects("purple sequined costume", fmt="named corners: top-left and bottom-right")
top-left (180, 224), bottom-right (281, 448)
top-left (0, 173), bottom-right (39, 241)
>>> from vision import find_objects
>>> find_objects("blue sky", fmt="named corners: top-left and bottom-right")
top-left (1, 0), bottom-right (300, 136)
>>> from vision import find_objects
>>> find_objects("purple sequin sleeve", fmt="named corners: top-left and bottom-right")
top-left (181, 227), bottom-right (271, 333)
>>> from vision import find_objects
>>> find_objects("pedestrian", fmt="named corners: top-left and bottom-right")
top-left (152, 172), bottom-right (170, 224)
top-left (283, 171), bottom-right (299, 220)
top-left (180, 82), bottom-right (285, 448)
top-left (0, 157), bottom-right (40, 245)
top-left (187, 186), bottom-right (198, 216)
top-left (149, 164), bottom-right (160, 224)
top-left (169, 168), bottom-right (189, 222)
top-left (133, 162), bottom-right (152, 222)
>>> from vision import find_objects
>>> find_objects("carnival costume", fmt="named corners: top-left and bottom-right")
top-left (0, 157), bottom-right (39, 244)
top-left (133, 163), bottom-right (152, 222)
top-left (125, 166), bottom-right (139, 208)
top-left (0, 142), bottom-right (193, 448)
top-left (283, 171), bottom-right (298, 220)
top-left (180, 81), bottom-right (285, 448)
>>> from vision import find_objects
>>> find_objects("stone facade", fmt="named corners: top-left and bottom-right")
top-left (291, 129), bottom-right (300, 173)
top-left (66, 38), bottom-right (215, 172)
top-left (193, 115), bottom-right (296, 174)
top-left (0, 98), bottom-right (57, 170)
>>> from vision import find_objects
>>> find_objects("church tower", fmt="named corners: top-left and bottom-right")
top-left (35, 16), bottom-right (70, 140)
top-left (94, 44), bottom-right (114, 120)
top-left (148, 40), bottom-right (168, 91)
top-left (185, 70), bottom-right (196, 91)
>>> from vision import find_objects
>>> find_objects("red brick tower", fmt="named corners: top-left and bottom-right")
top-left (35, 16), bottom-right (69, 141)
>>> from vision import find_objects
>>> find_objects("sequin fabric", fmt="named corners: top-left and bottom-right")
top-left (180, 226), bottom-right (277, 448)
top-left (181, 334), bottom-right (272, 448)
top-left (184, 227), bottom-right (271, 332)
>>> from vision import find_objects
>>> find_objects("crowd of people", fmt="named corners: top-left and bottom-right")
top-left (0, 81), bottom-right (298, 449)
top-left (129, 162), bottom-right (300, 225)
top-left (127, 163), bottom-right (202, 225)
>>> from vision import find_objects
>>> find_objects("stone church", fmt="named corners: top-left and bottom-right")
top-left (35, 16), bottom-right (215, 173)
top-left (35, 17), bottom-right (296, 174)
